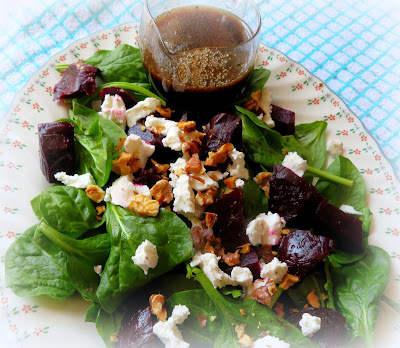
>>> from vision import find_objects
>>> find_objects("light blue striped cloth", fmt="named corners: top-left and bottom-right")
top-left (0, 0), bottom-right (399, 174)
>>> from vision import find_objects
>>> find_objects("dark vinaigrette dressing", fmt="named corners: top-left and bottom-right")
top-left (142, 6), bottom-right (254, 111)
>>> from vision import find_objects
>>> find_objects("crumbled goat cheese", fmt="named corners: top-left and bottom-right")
top-left (54, 172), bottom-right (95, 189)
top-left (230, 267), bottom-right (253, 288)
top-left (124, 134), bottom-right (155, 169)
top-left (339, 204), bottom-right (363, 215)
top-left (246, 212), bottom-right (286, 246)
top-left (254, 335), bottom-right (290, 348)
top-left (282, 152), bottom-right (308, 177)
top-left (235, 178), bottom-right (245, 188)
top-left (299, 313), bottom-right (321, 337)
top-left (260, 257), bottom-right (288, 284)
top-left (99, 94), bottom-right (127, 129)
top-left (153, 305), bottom-right (190, 348)
top-left (93, 265), bottom-right (102, 276)
top-left (257, 86), bottom-right (274, 128)
top-left (173, 174), bottom-right (196, 215)
top-left (145, 115), bottom-right (178, 136)
top-left (169, 157), bottom-right (187, 188)
top-left (327, 138), bottom-right (343, 157)
top-left (162, 126), bottom-right (184, 151)
top-left (131, 239), bottom-right (158, 275)
top-left (190, 173), bottom-right (219, 192)
top-left (207, 170), bottom-right (229, 181)
top-left (227, 149), bottom-right (249, 180)
top-left (126, 97), bottom-right (161, 127)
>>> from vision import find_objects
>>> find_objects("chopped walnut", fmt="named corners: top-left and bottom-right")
top-left (222, 249), bottom-right (241, 266)
top-left (95, 216), bottom-right (102, 221)
top-left (243, 90), bottom-right (262, 114)
top-left (321, 293), bottom-right (328, 301)
top-left (235, 324), bottom-right (254, 348)
top-left (182, 140), bottom-right (201, 160)
top-left (178, 120), bottom-right (197, 133)
top-left (195, 187), bottom-right (218, 207)
top-left (110, 333), bottom-right (118, 343)
top-left (85, 185), bottom-right (105, 203)
top-left (304, 304), bottom-right (309, 309)
top-left (150, 179), bottom-right (173, 205)
top-left (281, 229), bottom-right (291, 235)
top-left (224, 176), bottom-right (237, 189)
top-left (252, 278), bottom-right (275, 307)
top-left (235, 324), bottom-right (246, 339)
top-left (273, 302), bottom-right (285, 318)
top-left (204, 240), bottom-right (216, 254)
top-left (190, 224), bottom-right (214, 250)
top-left (204, 143), bottom-right (234, 167)
top-left (116, 137), bottom-right (127, 151)
top-left (240, 244), bottom-right (251, 254)
top-left (149, 294), bottom-right (167, 322)
top-left (254, 171), bottom-right (272, 198)
top-left (128, 194), bottom-right (160, 217)
top-left (185, 153), bottom-right (203, 174)
top-left (151, 126), bottom-right (166, 135)
top-left (279, 273), bottom-right (299, 290)
top-left (197, 313), bottom-right (207, 328)
top-left (205, 212), bottom-right (217, 229)
top-left (282, 148), bottom-right (289, 156)
top-left (112, 152), bottom-right (133, 175)
top-left (156, 105), bottom-right (173, 118)
top-left (307, 290), bottom-right (320, 308)
top-left (289, 308), bottom-right (299, 314)
top-left (240, 309), bottom-right (247, 316)
top-left (151, 159), bottom-right (170, 175)
top-left (256, 245), bottom-right (275, 264)
top-left (96, 205), bottom-right (106, 215)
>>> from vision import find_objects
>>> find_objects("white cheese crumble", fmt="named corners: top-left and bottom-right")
top-left (162, 125), bottom-right (184, 151)
top-left (145, 115), bottom-right (178, 136)
top-left (54, 172), bottom-right (95, 189)
top-left (131, 239), bottom-right (158, 275)
top-left (254, 335), bottom-right (290, 348)
top-left (299, 313), bottom-right (321, 337)
top-left (93, 265), bottom-right (102, 276)
top-left (99, 94), bottom-right (127, 129)
top-left (327, 138), bottom-right (343, 157)
top-left (235, 178), bottom-right (245, 188)
top-left (173, 174), bottom-right (196, 215)
top-left (258, 86), bottom-right (274, 128)
top-left (124, 133), bottom-right (155, 169)
top-left (169, 157), bottom-right (187, 188)
top-left (190, 173), bottom-right (219, 192)
top-left (230, 266), bottom-right (253, 288)
top-left (207, 170), bottom-right (229, 181)
top-left (126, 97), bottom-right (161, 127)
top-left (227, 148), bottom-right (249, 180)
top-left (339, 204), bottom-right (363, 215)
top-left (282, 151), bottom-right (308, 177)
top-left (246, 212), bottom-right (286, 246)
top-left (260, 257), bottom-right (288, 284)
top-left (153, 305), bottom-right (190, 348)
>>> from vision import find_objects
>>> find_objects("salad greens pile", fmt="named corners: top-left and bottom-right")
top-left (5, 44), bottom-right (392, 348)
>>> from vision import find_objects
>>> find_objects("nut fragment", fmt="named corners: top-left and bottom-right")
top-left (254, 171), bottom-right (272, 198)
top-left (252, 278), bottom-right (275, 307)
top-left (205, 212), bottom-right (217, 229)
top-left (204, 240), bottom-right (216, 254)
top-left (112, 152), bottom-right (133, 175)
top-left (222, 249), bottom-right (241, 266)
top-left (110, 333), bottom-right (118, 343)
top-left (306, 290), bottom-right (320, 308)
top-left (281, 228), bottom-right (291, 235)
top-left (191, 224), bottom-right (214, 250)
top-left (197, 313), bottom-right (207, 328)
top-left (96, 205), bottom-right (106, 215)
top-left (240, 309), bottom-right (247, 316)
top-left (273, 302), bottom-right (285, 318)
top-left (151, 159), bottom-right (170, 175)
top-left (235, 324), bottom-right (254, 348)
top-left (195, 187), bottom-right (218, 207)
top-left (85, 185), bottom-right (105, 203)
top-left (279, 273), bottom-right (299, 290)
top-left (156, 105), bottom-right (173, 118)
top-left (178, 120), bottom-right (197, 133)
top-left (128, 194), bottom-right (160, 217)
top-left (151, 126), bottom-right (166, 135)
top-left (116, 137), bottom-right (127, 151)
top-left (240, 244), bottom-right (251, 254)
top-left (223, 176), bottom-right (237, 189)
top-left (204, 143), bottom-right (234, 167)
top-left (150, 179), bottom-right (173, 205)
top-left (182, 140), bottom-right (201, 160)
top-left (185, 153), bottom-right (203, 174)
top-left (149, 294), bottom-right (167, 322)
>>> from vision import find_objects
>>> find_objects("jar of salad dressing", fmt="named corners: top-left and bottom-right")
top-left (139, 0), bottom-right (261, 111)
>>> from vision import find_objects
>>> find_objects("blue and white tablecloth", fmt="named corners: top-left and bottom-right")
top-left (0, 0), bottom-right (399, 174)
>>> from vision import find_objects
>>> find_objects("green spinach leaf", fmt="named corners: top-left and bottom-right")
top-left (323, 260), bottom-right (336, 310)
top-left (242, 179), bottom-right (268, 224)
top-left (220, 286), bottom-right (244, 299)
top-left (71, 101), bottom-right (101, 129)
top-left (237, 68), bottom-right (271, 103)
top-left (95, 307), bottom-right (125, 348)
top-left (86, 302), bottom-right (102, 323)
top-left (287, 273), bottom-right (325, 308)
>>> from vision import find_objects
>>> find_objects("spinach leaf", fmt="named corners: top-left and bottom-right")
top-left (283, 121), bottom-right (327, 170)
top-left (95, 307), bottom-right (125, 348)
top-left (324, 260), bottom-right (336, 310)
top-left (5, 225), bottom-right (75, 299)
top-left (96, 204), bottom-right (193, 313)
top-left (287, 273), bottom-right (325, 308)
top-left (242, 179), bottom-right (268, 224)
top-left (31, 185), bottom-right (101, 238)
top-left (237, 68), bottom-right (271, 103)
top-left (86, 302), bottom-right (102, 323)
top-left (220, 286), bottom-right (244, 299)
top-left (35, 222), bottom-right (110, 302)
top-left (84, 44), bottom-right (148, 83)
top-left (330, 246), bottom-right (390, 346)
top-left (71, 101), bottom-right (101, 129)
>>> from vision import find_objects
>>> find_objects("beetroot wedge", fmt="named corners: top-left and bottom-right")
top-left (133, 170), bottom-right (161, 188)
top-left (127, 124), bottom-right (163, 148)
top-left (240, 249), bottom-right (261, 279)
top-left (209, 188), bottom-right (249, 252)
top-left (269, 165), bottom-right (323, 228)
top-left (271, 104), bottom-right (295, 136)
top-left (99, 87), bottom-right (137, 109)
top-left (314, 199), bottom-right (364, 253)
top-left (278, 230), bottom-right (335, 278)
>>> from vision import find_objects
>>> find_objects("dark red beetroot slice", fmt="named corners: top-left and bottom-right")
top-left (38, 122), bottom-right (75, 183)
top-left (117, 306), bottom-right (154, 348)
top-left (314, 199), bottom-right (364, 254)
top-left (287, 307), bottom-right (346, 348)
top-left (209, 188), bottom-right (249, 252)
top-left (203, 113), bottom-right (242, 153)
top-left (278, 230), bottom-right (335, 278)
top-left (99, 87), bottom-right (137, 109)
top-left (133, 169), bottom-right (162, 188)
top-left (269, 165), bottom-right (323, 229)
top-left (53, 63), bottom-right (99, 101)
top-left (270, 104), bottom-right (295, 136)
top-left (127, 124), bottom-right (164, 148)
top-left (240, 250), bottom-right (261, 279)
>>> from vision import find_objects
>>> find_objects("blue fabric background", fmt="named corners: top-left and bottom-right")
top-left (0, 0), bottom-right (399, 173)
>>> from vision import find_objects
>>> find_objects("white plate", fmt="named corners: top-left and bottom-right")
top-left (0, 23), bottom-right (399, 347)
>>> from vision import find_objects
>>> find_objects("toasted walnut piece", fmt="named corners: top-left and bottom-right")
top-left (190, 175), bottom-right (206, 184)
top-left (244, 90), bottom-right (261, 114)
top-left (253, 278), bottom-right (275, 307)
top-left (110, 333), bottom-right (118, 343)
top-left (128, 194), bottom-right (160, 217)
top-left (185, 153), bottom-right (203, 174)
top-left (304, 304), bottom-right (309, 309)
top-left (257, 245), bottom-right (275, 264)
top-left (321, 293), bottom-right (328, 301)
top-left (205, 143), bottom-right (234, 167)
top-left (191, 225), bottom-right (214, 250)
top-left (151, 159), bottom-right (170, 175)
top-left (273, 302), bottom-right (285, 318)
top-left (149, 294), bottom-right (167, 322)
top-left (96, 216), bottom-right (102, 221)
top-left (222, 249), bottom-right (241, 266)
top-left (116, 137), bottom-right (127, 151)
top-left (96, 205), bottom-right (106, 215)
top-left (182, 140), bottom-right (201, 160)
top-left (289, 308), bottom-right (299, 314)
top-left (282, 148), bottom-right (289, 156)
top-left (271, 250), bottom-right (278, 256)
top-left (281, 229), bottom-right (291, 235)
top-left (204, 240), bottom-right (216, 254)
top-left (86, 185), bottom-right (105, 203)
top-left (112, 152), bottom-right (133, 175)
top-left (150, 179), bottom-right (173, 205)
top-left (240, 309), bottom-right (247, 316)
top-left (196, 187), bottom-right (218, 207)
top-left (235, 324), bottom-right (246, 339)
top-left (205, 212), bottom-right (217, 229)
top-left (254, 171), bottom-right (272, 198)
top-left (268, 283), bottom-right (277, 296)
top-left (224, 176), bottom-right (237, 189)
top-left (279, 273), bottom-right (300, 290)
top-left (178, 120), bottom-right (197, 133)
top-left (235, 324), bottom-right (254, 348)
top-left (307, 290), bottom-right (320, 308)
top-left (164, 205), bottom-right (171, 211)
top-left (197, 313), bottom-right (207, 328)
top-left (240, 244), bottom-right (251, 254)
top-left (156, 105), bottom-right (173, 118)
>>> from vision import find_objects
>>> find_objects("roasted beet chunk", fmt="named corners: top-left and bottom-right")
top-left (133, 169), bottom-right (162, 188)
top-left (287, 307), bottom-right (346, 348)
top-left (209, 188), bottom-right (249, 252)
top-left (269, 165), bottom-right (323, 228)
top-left (38, 122), bottom-right (75, 183)
top-left (278, 230), bottom-right (335, 278)
top-left (117, 306), bottom-right (154, 348)
top-left (127, 124), bottom-right (163, 149)
top-left (270, 104), bottom-right (295, 135)
top-left (53, 63), bottom-right (99, 101)
top-left (99, 87), bottom-right (137, 109)
top-left (240, 250), bottom-right (261, 279)
top-left (203, 113), bottom-right (242, 152)
top-left (314, 199), bottom-right (364, 253)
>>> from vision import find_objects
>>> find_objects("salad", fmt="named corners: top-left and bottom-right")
top-left (4, 43), bottom-right (392, 348)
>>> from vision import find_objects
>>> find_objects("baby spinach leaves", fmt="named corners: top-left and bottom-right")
top-left (242, 179), bottom-right (269, 224)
